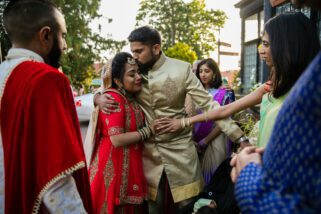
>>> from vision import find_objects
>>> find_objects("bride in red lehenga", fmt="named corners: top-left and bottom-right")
top-left (89, 52), bottom-right (153, 214)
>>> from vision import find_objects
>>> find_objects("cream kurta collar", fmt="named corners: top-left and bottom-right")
top-left (6, 48), bottom-right (44, 63)
top-left (150, 52), bottom-right (166, 71)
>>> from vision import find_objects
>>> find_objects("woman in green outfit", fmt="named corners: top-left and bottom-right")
top-left (156, 12), bottom-right (320, 148)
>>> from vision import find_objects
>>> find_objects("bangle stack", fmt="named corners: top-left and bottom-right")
top-left (180, 117), bottom-right (192, 129)
top-left (138, 126), bottom-right (154, 141)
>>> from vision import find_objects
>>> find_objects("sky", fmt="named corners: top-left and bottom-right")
top-left (90, 0), bottom-right (241, 71)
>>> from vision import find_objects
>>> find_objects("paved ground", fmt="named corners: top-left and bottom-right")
top-left (80, 121), bottom-right (89, 142)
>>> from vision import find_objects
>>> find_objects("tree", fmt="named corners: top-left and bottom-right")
top-left (136, 0), bottom-right (227, 58)
top-left (164, 42), bottom-right (197, 64)
top-left (0, 0), bottom-right (125, 88)
top-left (53, 0), bottom-right (126, 87)
top-left (0, 0), bottom-right (10, 63)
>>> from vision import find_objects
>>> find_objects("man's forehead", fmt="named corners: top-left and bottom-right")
top-left (130, 42), bottom-right (146, 49)
top-left (55, 9), bottom-right (67, 32)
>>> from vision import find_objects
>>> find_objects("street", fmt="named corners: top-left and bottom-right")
top-left (80, 121), bottom-right (89, 143)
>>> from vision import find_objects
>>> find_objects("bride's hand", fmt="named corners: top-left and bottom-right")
top-left (154, 117), bottom-right (182, 135)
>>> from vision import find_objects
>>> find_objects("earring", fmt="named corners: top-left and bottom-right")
top-left (118, 86), bottom-right (126, 96)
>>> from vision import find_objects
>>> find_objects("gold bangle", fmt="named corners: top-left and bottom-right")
top-left (148, 125), bottom-right (155, 136)
top-left (181, 118), bottom-right (186, 129)
top-left (186, 118), bottom-right (191, 127)
top-left (144, 126), bottom-right (152, 139)
top-left (138, 129), bottom-right (146, 141)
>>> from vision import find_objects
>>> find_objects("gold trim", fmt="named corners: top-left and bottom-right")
top-left (119, 101), bottom-right (131, 203)
top-left (147, 186), bottom-right (158, 201)
top-left (171, 179), bottom-right (203, 203)
top-left (32, 161), bottom-right (86, 214)
top-left (89, 151), bottom-right (99, 183)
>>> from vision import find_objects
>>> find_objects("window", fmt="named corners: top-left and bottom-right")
top-left (243, 10), bottom-right (263, 92)
top-left (276, 2), bottom-right (311, 18)
top-left (245, 14), bottom-right (259, 42)
top-left (243, 43), bottom-right (258, 92)
top-left (260, 10), bottom-right (265, 35)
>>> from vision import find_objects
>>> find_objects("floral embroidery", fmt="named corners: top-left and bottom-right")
top-left (124, 103), bottom-right (131, 131)
top-left (119, 101), bottom-right (130, 202)
top-left (99, 149), bottom-right (114, 213)
top-left (163, 75), bottom-right (179, 107)
top-left (100, 201), bottom-right (107, 214)
top-left (119, 147), bottom-right (129, 203)
top-left (108, 126), bottom-right (124, 136)
top-left (132, 100), bottom-right (144, 129)
top-left (122, 196), bottom-right (144, 204)
top-left (89, 153), bottom-right (99, 184)
top-left (103, 149), bottom-right (114, 190)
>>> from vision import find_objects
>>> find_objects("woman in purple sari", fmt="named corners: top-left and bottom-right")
top-left (194, 58), bottom-right (235, 185)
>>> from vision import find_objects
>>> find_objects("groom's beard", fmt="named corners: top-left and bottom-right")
top-left (137, 54), bottom-right (158, 75)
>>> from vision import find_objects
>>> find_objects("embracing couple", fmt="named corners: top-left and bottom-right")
top-left (86, 26), bottom-right (249, 213)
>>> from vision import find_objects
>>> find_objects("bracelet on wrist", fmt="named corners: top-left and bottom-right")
top-left (181, 118), bottom-right (186, 129)
top-left (138, 126), bottom-right (153, 141)
top-left (236, 136), bottom-right (248, 144)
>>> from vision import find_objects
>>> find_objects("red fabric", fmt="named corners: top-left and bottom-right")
top-left (0, 61), bottom-right (93, 213)
top-left (89, 90), bottom-right (147, 214)
top-left (264, 80), bottom-right (272, 93)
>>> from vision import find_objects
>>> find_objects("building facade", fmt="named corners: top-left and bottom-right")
top-left (235, 0), bottom-right (321, 93)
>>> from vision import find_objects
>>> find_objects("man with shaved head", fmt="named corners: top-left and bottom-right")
top-left (0, 0), bottom-right (92, 213)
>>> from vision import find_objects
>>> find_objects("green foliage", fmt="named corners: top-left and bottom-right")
top-left (0, 0), bottom-right (125, 88)
top-left (52, 0), bottom-right (125, 87)
top-left (233, 110), bottom-right (259, 138)
top-left (231, 71), bottom-right (242, 93)
top-left (0, 0), bottom-right (10, 62)
top-left (136, 0), bottom-right (227, 58)
top-left (164, 42), bottom-right (197, 64)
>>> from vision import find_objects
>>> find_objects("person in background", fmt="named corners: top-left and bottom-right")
top-left (158, 12), bottom-right (320, 149)
top-left (192, 59), bottom-right (202, 73)
top-left (231, 2), bottom-right (321, 212)
top-left (0, 0), bottom-right (92, 213)
top-left (78, 84), bottom-right (85, 96)
top-left (184, 59), bottom-right (202, 118)
top-left (193, 58), bottom-right (236, 185)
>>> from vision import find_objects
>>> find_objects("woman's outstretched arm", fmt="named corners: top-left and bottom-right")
top-left (191, 84), bottom-right (266, 124)
top-left (155, 84), bottom-right (267, 134)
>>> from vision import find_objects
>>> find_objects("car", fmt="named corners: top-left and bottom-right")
top-left (74, 93), bottom-right (94, 122)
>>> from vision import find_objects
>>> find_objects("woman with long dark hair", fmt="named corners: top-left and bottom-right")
top-left (157, 12), bottom-right (320, 149)
top-left (193, 58), bottom-right (235, 185)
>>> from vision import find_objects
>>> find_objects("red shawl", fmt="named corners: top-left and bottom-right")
top-left (0, 61), bottom-right (93, 213)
